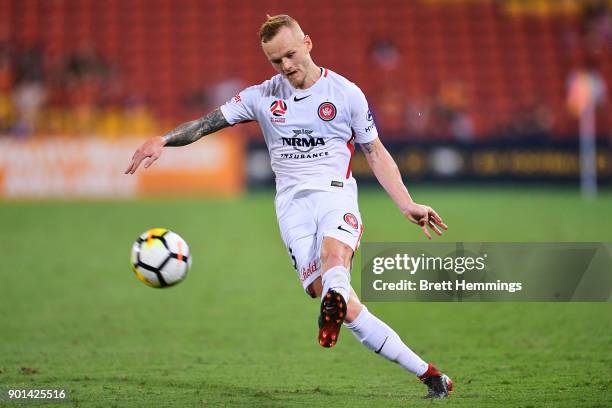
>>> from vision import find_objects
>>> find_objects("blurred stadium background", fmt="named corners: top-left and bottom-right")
top-left (0, 0), bottom-right (610, 196)
top-left (1, 1), bottom-right (611, 406)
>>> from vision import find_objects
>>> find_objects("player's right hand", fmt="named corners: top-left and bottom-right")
top-left (125, 136), bottom-right (166, 174)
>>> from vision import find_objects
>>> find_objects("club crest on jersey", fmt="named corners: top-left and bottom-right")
top-left (318, 102), bottom-right (336, 121)
top-left (343, 213), bottom-right (359, 229)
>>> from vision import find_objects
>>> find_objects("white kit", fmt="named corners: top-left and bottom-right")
top-left (221, 68), bottom-right (378, 294)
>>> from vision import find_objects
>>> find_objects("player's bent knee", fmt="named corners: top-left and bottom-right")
top-left (321, 252), bottom-right (347, 269)
top-left (320, 237), bottom-right (353, 269)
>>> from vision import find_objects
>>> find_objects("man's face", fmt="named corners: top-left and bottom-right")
top-left (262, 26), bottom-right (313, 88)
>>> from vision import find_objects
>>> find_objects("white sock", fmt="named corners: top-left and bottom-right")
top-left (345, 306), bottom-right (428, 376)
top-left (321, 265), bottom-right (350, 302)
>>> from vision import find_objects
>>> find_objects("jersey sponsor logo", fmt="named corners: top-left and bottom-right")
top-left (343, 213), bottom-right (359, 229)
top-left (365, 110), bottom-right (375, 132)
top-left (282, 129), bottom-right (325, 153)
top-left (270, 100), bottom-right (287, 117)
top-left (318, 102), bottom-right (337, 121)
top-left (279, 151), bottom-right (330, 159)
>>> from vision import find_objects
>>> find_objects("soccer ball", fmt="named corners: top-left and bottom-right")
top-left (131, 228), bottom-right (191, 288)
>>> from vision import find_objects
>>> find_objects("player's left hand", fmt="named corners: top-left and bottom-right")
top-left (402, 203), bottom-right (448, 240)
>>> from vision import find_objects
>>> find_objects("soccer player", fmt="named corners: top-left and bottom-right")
top-left (125, 14), bottom-right (452, 399)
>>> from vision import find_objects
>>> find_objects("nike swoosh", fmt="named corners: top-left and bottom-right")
top-left (375, 336), bottom-right (389, 354)
top-left (337, 225), bottom-right (353, 234)
top-left (294, 95), bottom-right (311, 102)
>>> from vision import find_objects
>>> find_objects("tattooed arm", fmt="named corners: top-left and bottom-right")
top-left (359, 138), bottom-right (447, 239)
top-left (162, 108), bottom-right (229, 146)
top-left (125, 108), bottom-right (230, 174)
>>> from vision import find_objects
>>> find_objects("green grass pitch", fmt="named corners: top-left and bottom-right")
top-left (1, 187), bottom-right (611, 407)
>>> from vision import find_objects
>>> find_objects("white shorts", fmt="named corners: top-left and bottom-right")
top-left (275, 187), bottom-right (364, 297)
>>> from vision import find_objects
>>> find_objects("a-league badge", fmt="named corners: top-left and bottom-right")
top-left (270, 100), bottom-right (287, 117)
top-left (318, 102), bottom-right (336, 121)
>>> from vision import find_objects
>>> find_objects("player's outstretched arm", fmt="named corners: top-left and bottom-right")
top-left (124, 108), bottom-right (230, 174)
top-left (359, 138), bottom-right (448, 239)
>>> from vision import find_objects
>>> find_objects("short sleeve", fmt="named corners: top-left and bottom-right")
top-left (348, 84), bottom-right (378, 144)
top-left (219, 84), bottom-right (262, 125)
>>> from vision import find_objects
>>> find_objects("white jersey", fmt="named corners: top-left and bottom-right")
top-left (220, 68), bottom-right (378, 197)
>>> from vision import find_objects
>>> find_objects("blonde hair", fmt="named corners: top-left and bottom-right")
top-left (259, 14), bottom-right (302, 43)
